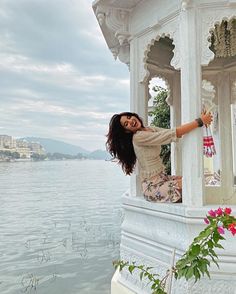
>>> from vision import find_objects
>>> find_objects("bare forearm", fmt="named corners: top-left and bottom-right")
top-left (176, 112), bottom-right (213, 138)
top-left (176, 120), bottom-right (198, 138)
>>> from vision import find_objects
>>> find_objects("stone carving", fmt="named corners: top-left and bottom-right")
top-left (95, 5), bottom-right (106, 26)
top-left (188, 279), bottom-right (236, 293)
top-left (119, 247), bottom-right (169, 293)
top-left (110, 46), bottom-right (119, 60)
top-left (118, 44), bottom-right (130, 68)
top-left (210, 18), bottom-right (236, 58)
top-left (201, 11), bottom-right (236, 65)
top-left (138, 17), bottom-right (181, 83)
top-left (119, 247), bottom-right (236, 294)
top-left (98, 6), bottom-right (130, 44)
top-left (95, 5), bottom-right (131, 68)
top-left (202, 79), bottom-right (216, 108)
top-left (181, 0), bottom-right (191, 11)
top-left (155, 15), bottom-right (181, 70)
top-left (138, 31), bottom-right (157, 83)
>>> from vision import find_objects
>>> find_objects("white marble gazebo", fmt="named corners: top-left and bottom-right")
top-left (93, 1), bottom-right (236, 293)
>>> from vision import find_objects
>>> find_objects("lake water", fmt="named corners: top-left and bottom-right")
top-left (0, 160), bottom-right (129, 294)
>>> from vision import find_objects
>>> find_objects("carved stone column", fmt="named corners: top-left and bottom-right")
top-left (179, 4), bottom-right (204, 206)
top-left (129, 37), bottom-right (149, 197)
top-left (171, 72), bottom-right (182, 176)
top-left (217, 72), bottom-right (235, 204)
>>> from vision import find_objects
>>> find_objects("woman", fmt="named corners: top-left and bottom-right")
top-left (106, 111), bottom-right (212, 203)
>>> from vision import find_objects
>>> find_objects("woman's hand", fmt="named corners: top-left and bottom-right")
top-left (201, 112), bottom-right (213, 126)
top-left (176, 112), bottom-right (213, 138)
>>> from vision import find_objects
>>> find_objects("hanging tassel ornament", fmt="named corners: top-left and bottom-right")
top-left (203, 124), bottom-right (216, 157)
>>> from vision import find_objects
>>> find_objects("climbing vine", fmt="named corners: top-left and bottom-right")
top-left (113, 207), bottom-right (236, 294)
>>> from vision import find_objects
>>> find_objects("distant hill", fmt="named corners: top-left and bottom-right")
top-left (23, 137), bottom-right (89, 155)
top-left (22, 137), bottom-right (111, 160)
top-left (89, 149), bottom-right (111, 160)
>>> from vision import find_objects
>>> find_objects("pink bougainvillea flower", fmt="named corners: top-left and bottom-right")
top-left (216, 207), bottom-right (223, 216)
top-left (228, 223), bottom-right (236, 236)
top-left (224, 207), bottom-right (232, 215)
top-left (208, 209), bottom-right (216, 217)
top-left (217, 227), bottom-right (225, 235)
top-left (204, 217), bottom-right (210, 224)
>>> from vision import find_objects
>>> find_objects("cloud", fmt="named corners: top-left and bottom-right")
top-left (0, 0), bottom-right (130, 150)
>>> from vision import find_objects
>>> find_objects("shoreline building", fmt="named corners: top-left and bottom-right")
top-left (93, 1), bottom-right (236, 293)
top-left (0, 135), bottom-right (45, 159)
top-left (15, 139), bottom-right (31, 159)
top-left (0, 135), bottom-right (16, 149)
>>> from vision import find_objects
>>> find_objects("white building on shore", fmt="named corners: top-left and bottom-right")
top-left (0, 135), bottom-right (16, 149)
top-left (0, 135), bottom-right (45, 159)
top-left (93, 1), bottom-right (236, 293)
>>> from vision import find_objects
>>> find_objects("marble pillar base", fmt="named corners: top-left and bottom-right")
top-left (111, 196), bottom-right (236, 294)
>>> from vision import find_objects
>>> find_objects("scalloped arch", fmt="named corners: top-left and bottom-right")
top-left (139, 32), bottom-right (178, 83)
top-left (202, 14), bottom-right (236, 65)
top-left (148, 74), bottom-right (172, 106)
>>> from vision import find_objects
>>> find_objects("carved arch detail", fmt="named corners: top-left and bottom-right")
top-left (201, 79), bottom-right (217, 109)
top-left (138, 18), bottom-right (180, 83)
top-left (201, 11), bottom-right (236, 65)
top-left (148, 74), bottom-right (173, 106)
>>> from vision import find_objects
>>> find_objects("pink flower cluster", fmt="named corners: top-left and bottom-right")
top-left (207, 207), bottom-right (231, 218)
top-left (204, 207), bottom-right (236, 236)
top-left (228, 223), bottom-right (236, 236)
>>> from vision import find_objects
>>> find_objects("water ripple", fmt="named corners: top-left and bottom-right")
top-left (0, 160), bottom-right (128, 294)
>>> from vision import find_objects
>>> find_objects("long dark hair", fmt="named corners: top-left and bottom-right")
top-left (106, 112), bottom-right (144, 175)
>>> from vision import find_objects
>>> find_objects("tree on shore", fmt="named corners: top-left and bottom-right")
top-left (0, 150), bottom-right (20, 159)
top-left (148, 85), bottom-right (171, 175)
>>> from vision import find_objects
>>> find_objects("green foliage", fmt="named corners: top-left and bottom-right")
top-left (113, 260), bottom-right (167, 294)
top-left (31, 153), bottom-right (47, 161)
top-left (0, 150), bottom-right (20, 159)
top-left (148, 86), bottom-right (171, 174)
top-left (11, 151), bottom-right (20, 159)
top-left (113, 208), bottom-right (236, 293)
top-left (175, 211), bottom-right (236, 282)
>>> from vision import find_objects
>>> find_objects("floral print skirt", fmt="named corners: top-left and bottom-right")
top-left (142, 172), bottom-right (182, 203)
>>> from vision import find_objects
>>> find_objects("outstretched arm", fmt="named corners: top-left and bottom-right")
top-left (176, 112), bottom-right (212, 138)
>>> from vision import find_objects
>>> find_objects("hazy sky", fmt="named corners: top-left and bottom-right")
top-left (0, 0), bottom-right (130, 151)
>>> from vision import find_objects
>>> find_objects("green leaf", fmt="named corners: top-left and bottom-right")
top-left (207, 240), bottom-right (214, 249)
top-left (218, 235), bottom-right (225, 240)
top-left (120, 262), bottom-right (128, 271)
top-left (198, 261), bottom-right (207, 275)
top-left (152, 289), bottom-right (167, 294)
top-left (146, 266), bottom-right (153, 271)
top-left (213, 231), bottom-right (220, 243)
top-left (140, 272), bottom-right (144, 281)
top-left (148, 273), bottom-right (154, 281)
top-left (176, 258), bottom-right (190, 269)
top-left (210, 256), bottom-right (220, 268)
top-left (209, 249), bottom-right (218, 258)
top-left (194, 228), bottom-right (212, 242)
top-left (191, 244), bottom-right (201, 256)
top-left (193, 267), bottom-right (201, 282)
top-left (185, 267), bottom-right (194, 280)
top-left (128, 265), bottom-right (135, 274)
top-left (151, 283), bottom-right (157, 290)
top-left (214, 243), bottom-right (224, 249)
top-left (202, 249), bottom-right (209, 256)
top-left (205, 269), bottom-right (211, 279)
